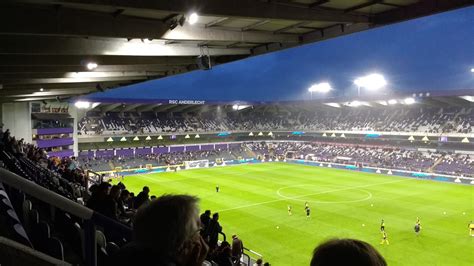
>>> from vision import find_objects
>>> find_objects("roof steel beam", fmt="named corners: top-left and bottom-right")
top-left (21, 0), bottom-right (369, 23)
top-left (0, 36), bottom-right (251, 56)
top-left (0, 65), bottom-right (183, 73)
top-left (0, 5), bottom-right (297, 43)
top-left (0, 55), bottom-right (198, 66)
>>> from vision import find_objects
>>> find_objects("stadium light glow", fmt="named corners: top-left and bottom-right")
top-left (354, 74), bottom-right (387, 96)
top-left (86, 62), bottom-right (98, 70)
top-left (471, 68), bottom-right (474, 73)
top-left (188, 12), bottom-right (199, 25)
top-left (39, 87), bottom-right (44, 92)
top-left (403, 97), bottom-right (416, 105)
top-left (460, 96), bottom-right (474, 102)
top-left (324, 103), bottom-right (341, 108)
top-left (377, 100), bottom-right (388, 106)
top-left (308, 82), bottom-right (332, 93)
top-left (232, 104), bottom-right (250, 111)
top-left (388, 99), bottom-right (398, 105)
top-left (74, 101), bottom-right (90, 109)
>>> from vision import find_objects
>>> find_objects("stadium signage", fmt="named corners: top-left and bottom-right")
top-left (168, 100), bottom-right (206, 105)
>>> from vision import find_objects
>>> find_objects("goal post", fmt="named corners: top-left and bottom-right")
top-left (184, 160), bottom-right (209, 170)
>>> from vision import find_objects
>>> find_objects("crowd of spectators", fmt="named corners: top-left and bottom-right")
top-left (79, 146), bottom-right (247, 172)
top-left (78, 106), bottom-right (473, 135)
top-left (248, 142), bottom-right (473, 176)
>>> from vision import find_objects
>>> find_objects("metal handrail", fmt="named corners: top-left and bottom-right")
top-left (0, 168), bottom-right (93, 219)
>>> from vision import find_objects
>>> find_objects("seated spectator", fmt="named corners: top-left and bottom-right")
top-left (134, 186), bottom-right (150, 209)
top-left (213, 241), bottom-right (233, 266)
top-left (310, 238), bottom-right (386, 266)
top-left (111, 194), bottom-right (208, 266)
top-left (86, 182), bottom-right (111, 211)
top-left (254, 258), bottom-right (263, 266)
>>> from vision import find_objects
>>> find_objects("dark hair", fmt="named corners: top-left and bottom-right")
top-left (133, 194), bottom-right (200, 257)
top-left (311, 238), bottom-right (387, 266)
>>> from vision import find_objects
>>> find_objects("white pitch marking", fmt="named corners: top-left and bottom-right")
top-left (218, 178), bottom-right (411, 212)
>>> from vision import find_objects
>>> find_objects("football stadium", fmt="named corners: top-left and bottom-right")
top-left (0, 1), bottom-right (473, 266)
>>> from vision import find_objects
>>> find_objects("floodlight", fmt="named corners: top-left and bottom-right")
top-left (460, 96), bottom-right (474, 102)
top-left (403, 97), bottom-right (416, 105)
top-left (350, 101), bottom-right (361, 107)
top-left (324, 103), bottom-right (341, 108)
top-left (377, 100), bottom-right (388, 106)
top-left (86, 62), bottom-right (98, 70)
top-left (75, 101), bottom-right (90, 109)
top-left (308, 82), bottom-right (332, 93)
top-left (39, 88), bottom-right (44, 92)
top-left (388, 99), bottom-right (397, 105)
top-left (232, 104), bottom-right (239, 110)
top-left (188, 12), bottom-right (199, 25)
top-left (354, 74), bottom-right (387, 95)
top-left (471, 68), bottom-right (474, 73)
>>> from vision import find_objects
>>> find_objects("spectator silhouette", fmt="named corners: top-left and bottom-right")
top-left (134, 186), bottom-right (150, 209)
top-left (231, 234), bottom-right (244, 264)
top-left (111, 194), bottom-right (208, 266)
top-left (310, 238), bottom-right (386, 266)
top-left (200, 210), bottom-right (211, 236)
top-left (206, 212), bottom-right (222, 250)
top-left (101, 185), bottom-right (121, 220)
top-left (86, 182), bottom-right (111, 211)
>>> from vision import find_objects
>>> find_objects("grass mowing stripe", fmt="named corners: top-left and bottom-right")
top-left (116, 164), bottom-right (473, 266)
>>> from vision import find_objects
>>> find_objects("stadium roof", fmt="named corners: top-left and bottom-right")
top-left (82, 89), bottom-right (474, 113)
top-left (0, 0), bottom-right (472, 102)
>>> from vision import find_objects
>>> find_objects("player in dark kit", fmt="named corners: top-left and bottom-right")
top-left (216, 185), bottom-right (219, 192)
top-left (414, 222), bottom-right (421, 235)
top-left (380, 219), bottom-right (385, 232)
top-left (306, 207), bottom-right (311, 218)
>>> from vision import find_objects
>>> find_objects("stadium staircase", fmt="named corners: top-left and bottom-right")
top-left (427, 155), bottom-right (445, 173)
top-left (244, 145), bottom-right (257, 158)
top-left (108, 161), bottom-right (115, 171)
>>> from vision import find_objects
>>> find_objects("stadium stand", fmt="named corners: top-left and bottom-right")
top-left (78, 106), bottom-right (473, 135)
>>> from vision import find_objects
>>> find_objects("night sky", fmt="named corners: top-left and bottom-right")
top-left (89, 6), bottom-right (474, 102)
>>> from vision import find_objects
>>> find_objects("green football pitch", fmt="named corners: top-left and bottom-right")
top-left (116, 162), bottom-right (473, 265)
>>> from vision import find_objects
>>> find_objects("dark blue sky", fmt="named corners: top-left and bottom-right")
top-left (90, 6), bottom-right (474, 102)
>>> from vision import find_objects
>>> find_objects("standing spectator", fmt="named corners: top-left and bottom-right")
top-left (101, 185), bottom-right (121, 220)
top-left (200, 210), bottom-right (211, 236)
top-left (231, 234), bottom-right (244, 265)
top-left (206, 213), bottom-right (222, 249)
top-left (111, 194), bottom-right (208, 266)
top-left (254, 258), bottom-right (263, 266)
top-left (134, 186), bottom-right (150, 209)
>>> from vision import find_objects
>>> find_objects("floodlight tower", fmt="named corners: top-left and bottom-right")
top-left (354, 73), bottom-right (387, 97)
top-left (308, 82), bottom-right (332, 99)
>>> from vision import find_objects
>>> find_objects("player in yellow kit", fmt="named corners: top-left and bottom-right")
top-left (287, 205), bottom-right (292, 216)
top-left (469, 221), bottom-right (474, 236)
top-left (380, 230), bottom-right (389, 245)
